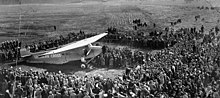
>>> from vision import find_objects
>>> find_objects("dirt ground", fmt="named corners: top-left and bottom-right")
top-left (0, 0), bottom-right (220, 78)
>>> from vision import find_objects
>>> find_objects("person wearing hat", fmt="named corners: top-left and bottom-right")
top-left (102, 92), bottom-right (108, 98)
top-left (97, 89), bottom-right (104, 98)
top-left (27, 85), bottom-right (34, 98)
top-left (41, 85), bottom-right (49, 98)
top-left (69, 89), bottom-right (76, 98)
top-left (92, 83), bottom-right (101, 98)
top-left (1, 42), bottom-right (5, 51)
top-left (15, 84), bottom-right (23, 98)
top-left (8, 40), bottom-right (12, 50)
top-left (4, 89), bottom-right (12, 98)
top-left (7, 50), bottom-right (12, 61)
top-left (109, 55), bottom-right (114, 68)
top-left (54, 91), bottom-right (61, 98)
top-left (34, 86), bottom-right (42, 98)
top-left (83, 91), bottom-right (91, 98)
top-left (48, 91), bottom-right (55, 98)
top-left (76, 90), bottom-right (83, 98)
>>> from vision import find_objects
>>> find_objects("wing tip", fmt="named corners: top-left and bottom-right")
top-left (101, 33), bottom-right (108, 37)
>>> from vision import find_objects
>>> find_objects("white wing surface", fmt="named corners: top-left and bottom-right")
top-left (42, 33), bottom-right (107, 55)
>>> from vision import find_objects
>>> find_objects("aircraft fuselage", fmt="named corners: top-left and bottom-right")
top-left (25, 45), bottom-right (102, 64)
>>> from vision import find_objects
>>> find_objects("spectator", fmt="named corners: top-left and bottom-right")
top-left (4, 90), bottom-right (12, 98)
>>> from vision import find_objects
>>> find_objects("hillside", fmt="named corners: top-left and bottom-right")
top-left (0, 0), bottom-right (220, 7)
top-left (0, 0), bottom-right (99, 5)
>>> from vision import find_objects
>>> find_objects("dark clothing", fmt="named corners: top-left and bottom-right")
top-left (4, 92), bottom-right (11, 98)
top-left (41, 90), bottom-right (49, 98)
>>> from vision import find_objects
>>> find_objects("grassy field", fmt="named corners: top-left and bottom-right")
top-left (0, 0), bottom-right (220, 77)
top-left (0, 1), bottom-right (219, 42)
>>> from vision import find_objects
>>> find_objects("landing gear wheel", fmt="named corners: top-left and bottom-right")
top-left (81, 63), bottom-right (86, 69)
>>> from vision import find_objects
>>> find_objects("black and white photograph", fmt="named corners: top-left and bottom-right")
top-left (0, 0), bottom-right (220, 98)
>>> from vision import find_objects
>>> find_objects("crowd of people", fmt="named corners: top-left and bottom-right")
top-left (132, 19), bottom-right (148, 30)
top-left (0, 25), bottom-right (176, 62)
top-left (104, 26), bottom-right (180, 49)
top-left (0, 40), bottom-right (21, 61)
top-left (0, 31), bottom-right (87, 62)
top-left (92, 47), bottom-right (144, 68)
top-left (1, 23), bottom-right (220, 98)
top-left (16, 23), bottom-right (183, 57)
top-left (169, 19), bottom-right (182, 26)
top-left (197, 6), bottom-right (215, 10)
top-left (24, 30), bottom-right (86, 53)
top-left (104, 21), bottom-right (175, 49)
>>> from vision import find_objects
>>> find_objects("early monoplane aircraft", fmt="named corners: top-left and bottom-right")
top-left (0, 33), bottom-right (108, 64)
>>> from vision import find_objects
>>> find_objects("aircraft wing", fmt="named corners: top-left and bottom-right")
top-left (41, 33), bottom-right (107, 56)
